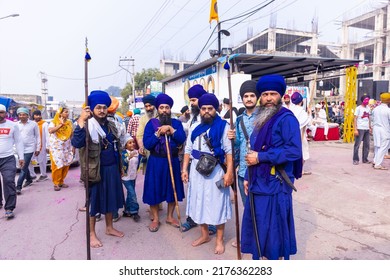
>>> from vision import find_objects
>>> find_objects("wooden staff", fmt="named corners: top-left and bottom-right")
top-left (164, 134), bottom-right (183, 235)
top-left (225, 56), bottom-right (242, 260)
top-left (84, 38), bottom-right (91, 260)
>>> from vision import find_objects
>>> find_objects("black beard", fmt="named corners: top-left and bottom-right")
top-left (245, 103), bottom-right (256, 110)
top-left (94, 114), bottom-right (108, 125)
top-left (159, 113), bottom-right (172, 125)
top-left (201, 113), bottom-right (215, 125)
top-left (254, 101), bottom-right (282, 130)
top-left (191, 105), bottom-right (200, 116)
top-left (184, 113), bottom-right (191, 119)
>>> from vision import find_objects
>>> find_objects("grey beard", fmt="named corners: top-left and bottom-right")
top-left (146, 110), bottom-right (154, 118)
top-left (254, 103), bottom-right (282, 130)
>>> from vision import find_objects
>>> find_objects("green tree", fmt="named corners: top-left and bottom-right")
top-left (134, 68), bottom-right (168, 92)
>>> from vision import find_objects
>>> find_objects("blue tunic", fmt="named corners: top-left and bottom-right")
top-left (71, 124), bottom-right (124, 216)
top-left (241, 112), bottom-right (302, 260)
top-left (142, 118), bottom-right (186, 205)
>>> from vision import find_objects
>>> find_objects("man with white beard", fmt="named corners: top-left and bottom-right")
top-left (241, 74), bottom-right (302, 260)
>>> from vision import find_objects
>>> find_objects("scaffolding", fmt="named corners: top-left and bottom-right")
top-left (343, 66), bottom-right (357, 143)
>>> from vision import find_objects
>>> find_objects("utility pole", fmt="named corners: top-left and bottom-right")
top-left (40, 72), bottom-right (48, 118)
top-left (119, 57), bottom-right (136, 109)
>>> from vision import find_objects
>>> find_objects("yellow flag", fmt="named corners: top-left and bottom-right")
top-left (209, 0), bottom-right (219, 23)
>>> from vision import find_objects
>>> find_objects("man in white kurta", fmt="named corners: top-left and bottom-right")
top-left (28, 110), bottom-right (49, 181)
top-left (181, 93), bottom-right (234, 255)
top-left (372, 93), bottom-right (390, 170)
top-left (290, 92), bottom-right (311, 173)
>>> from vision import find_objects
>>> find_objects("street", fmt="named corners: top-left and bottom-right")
top-left (0, 141), bottom-right (389, 260)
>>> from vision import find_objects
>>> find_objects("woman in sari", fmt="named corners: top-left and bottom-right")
top-left (48, 106), bottom-right (74, 191)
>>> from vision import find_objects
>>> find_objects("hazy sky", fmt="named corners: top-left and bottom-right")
top-left (0, 0), bottom-right (384, 101)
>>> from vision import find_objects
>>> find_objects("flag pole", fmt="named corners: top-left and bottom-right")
top-left (225, 56), bottom-right (242, 260)
top-left (84, 37), bottom-right (91, 260)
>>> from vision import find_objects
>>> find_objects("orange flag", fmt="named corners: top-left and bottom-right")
top-left (209, 0), bottom-right (219, 23)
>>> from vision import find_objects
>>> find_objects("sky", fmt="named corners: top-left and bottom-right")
top-left (0, 0), bottom-right (385, 102)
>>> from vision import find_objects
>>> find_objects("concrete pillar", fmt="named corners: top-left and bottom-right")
top-left (247, 42), bottom-right (253, 54)
top-left (385, 4), bottom-right (390, 89)
top-left (341, 24), bottom-right (349, 58)
top-left (268, 28), bottom-right (276, 51)
top-left (373, 10), bottom-right (385, 80)
top-left (310, 33), bottom-right (319, 55)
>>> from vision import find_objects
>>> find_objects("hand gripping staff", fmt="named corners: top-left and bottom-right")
top-left (165, 134), bottom-right (183, 236)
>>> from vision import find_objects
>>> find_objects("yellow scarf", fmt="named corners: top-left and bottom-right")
top-left (53, 109), bottom-right (72, 141)
top-left (37, 119), bottom-right (45, 150)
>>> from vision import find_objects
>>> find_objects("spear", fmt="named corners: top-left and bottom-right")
top-left (84, 38), bottom-right (92, 260)
top-left (224, 56), bottom-right (242, 260)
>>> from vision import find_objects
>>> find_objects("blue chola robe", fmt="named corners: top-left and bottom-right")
top-left (241, 107), bottom-right (302, 260)
top-left (142, 118), bottom-right (186, 205)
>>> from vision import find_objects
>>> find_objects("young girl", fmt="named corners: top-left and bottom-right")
top-left (121, 135), bottom-right (140, 222)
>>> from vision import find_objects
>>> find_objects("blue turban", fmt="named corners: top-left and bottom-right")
top-left (133, 108), bottom-right (141, 115)
top-left (88, 90), bottom-right (112, 111)
top-left (291, 92), bottom-right (303, 105)
top-left (17, 107), bottom-right (29, 115)
top-left (188, 84), bottom-right (207, 99)
top-left (256, 74), bottom-right (286, 97)
top-left (155, 93), bottom-right (173, 108)
top-left (198, 93), bottom-right (219, 110)
top-left (142, 95), bottom-right (156, 106)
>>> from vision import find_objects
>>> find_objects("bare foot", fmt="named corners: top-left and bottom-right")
top-left (90, 235), bottom-right (103, 248)
top-left (192, 236), bottom-right (211, 247)
top-left (214, 240), bottom-right (225, 255)
top-left (106, 227), bottom-right (124, 237)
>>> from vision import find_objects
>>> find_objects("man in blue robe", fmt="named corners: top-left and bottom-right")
top-left (71, 90), bottom-right (125, 248)
top-left (241, 75), bottom-right (302, 260)
top-left (142, 93), bottom-right (186, 232)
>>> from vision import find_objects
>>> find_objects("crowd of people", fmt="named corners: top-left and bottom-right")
top-left (1, 76), bottom-right (390, 260)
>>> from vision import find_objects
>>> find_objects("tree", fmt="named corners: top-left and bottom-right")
top-left (105, 86), bottom-right (122, 97)
top-left (134, 68), bottom-right (168, 92)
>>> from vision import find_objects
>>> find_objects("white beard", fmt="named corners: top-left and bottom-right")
top-left (254, 103), bottom-right (282, 130)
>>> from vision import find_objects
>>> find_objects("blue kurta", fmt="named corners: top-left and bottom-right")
top-left (142, 118), bottom-right (186, 205)
top-left (71, 123), bottom-right (124, 216)
top-left (241, 111), bottom-right (302, 260)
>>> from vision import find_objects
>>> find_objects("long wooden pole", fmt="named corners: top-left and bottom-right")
top-left (84, 38), bottom-right (91, 260)
top-left (226, 57), bottom-right (242, 260)
top-left (164, 134), bottom-right (183, 235)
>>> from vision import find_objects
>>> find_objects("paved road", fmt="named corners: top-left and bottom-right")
top-left (0, 141), bottom-right (389, 260)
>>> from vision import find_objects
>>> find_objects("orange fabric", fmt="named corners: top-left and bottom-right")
top-left (126, 110), bottom-right (133, 117)
top-left (50, 152), bottom-right (70, 185)
top-left (108, 96), bottom-right (119, 113)
top-left (37, 119), bottom-right (45, 151)
top-left (53, 108), bottom-right (73, 141)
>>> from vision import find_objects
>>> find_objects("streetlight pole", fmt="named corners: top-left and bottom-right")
top-left (119, 57), bottom-right (136, 109)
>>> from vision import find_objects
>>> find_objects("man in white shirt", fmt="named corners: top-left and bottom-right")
top-left (0, 104), bottom-right (24, 219)
top-left (15, 108), bottom-right (40, 195)
top-left (353, 95), bottom-right (372, 165)
top-left (28, 110), bottom-right (49, 181)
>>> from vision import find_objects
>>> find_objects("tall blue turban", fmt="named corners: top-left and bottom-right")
top-left (188, 84), bottom-right (207, 99)
top-left (256, 74), bottom-right (286, 97)
top-left (17, 107), bottom-right (29, 115)
top-left (155, 93), bottom-right (174, 108)
top-left (198, 93), bottom-right (219, 110)
top-left (88, 90), bottom-right (112, 111)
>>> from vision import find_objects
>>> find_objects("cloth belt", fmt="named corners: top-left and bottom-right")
top-left (150, 150), bottom-right (178, 158)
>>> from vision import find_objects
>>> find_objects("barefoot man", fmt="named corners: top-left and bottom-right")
top-left (181, 93), bottom-right (234, 255)
top-left (71, 90), bottom-right (125, 248)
